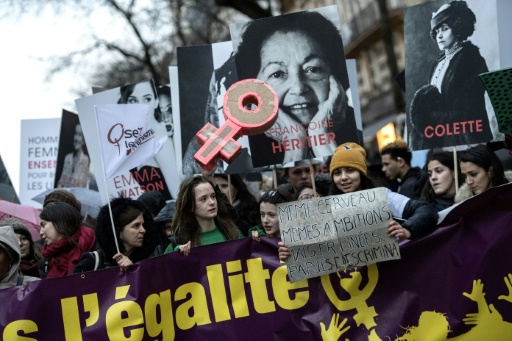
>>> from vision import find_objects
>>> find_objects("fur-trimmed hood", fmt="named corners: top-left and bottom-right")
top-left (0, 226), bottom-right (39, 289)
top-left (95, 197), bottom-right (159, 262)
top-left (455, 170), bottom-right (512, 203)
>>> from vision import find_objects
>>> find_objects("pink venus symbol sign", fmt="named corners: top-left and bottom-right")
top-left (194, 79), bottom-right (279, 170)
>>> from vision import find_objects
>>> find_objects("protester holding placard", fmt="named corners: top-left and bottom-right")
top-left (279, 142), bottom-right (438, 262)
top-left (420, 151), bottom-right (462, 211)
top-left (74, 197), bottom-right (159, 272)
top-left (327, 143), bottom-right (438, 240)
top-left (38, 203), bottom-right (95, 278)
top-left (455, 144), bottom-right (510, 203)
top-left (164, 176), bottom-right (243, 255)
top-left (293, 184), bottom-right (321, 201)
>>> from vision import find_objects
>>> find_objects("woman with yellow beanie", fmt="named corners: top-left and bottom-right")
top-left (330, 142), bottom-right (437, 240)
top-left (279, 142), bottom-right (438, 260)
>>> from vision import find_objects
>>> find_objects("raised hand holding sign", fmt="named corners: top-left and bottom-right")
top-left (194, 79), bottom-right (278, 170)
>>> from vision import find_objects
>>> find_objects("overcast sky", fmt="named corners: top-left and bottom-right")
top-left (0, 6), bottom-right (110, 194)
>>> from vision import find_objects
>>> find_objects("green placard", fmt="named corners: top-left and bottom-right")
top-left (479, 67), bottom-right (512, 136)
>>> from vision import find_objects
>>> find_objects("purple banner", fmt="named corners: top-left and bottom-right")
top-left (1, 184), bottom-right (512, 340)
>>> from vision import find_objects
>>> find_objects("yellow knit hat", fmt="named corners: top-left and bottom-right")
top-left (329, 142), bottom-right (367, 176)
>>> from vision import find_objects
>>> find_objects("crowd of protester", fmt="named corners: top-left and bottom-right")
top-left (1, 141), bottom-right (510, 290)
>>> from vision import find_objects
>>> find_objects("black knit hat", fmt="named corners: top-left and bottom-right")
top-left (137, 191), bottom-right (166, 217)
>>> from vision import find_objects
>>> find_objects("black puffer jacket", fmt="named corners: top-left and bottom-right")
top-left (398, 167), bottom-right (427, 200)
top-left (401, 199), bottom-right (438, 239)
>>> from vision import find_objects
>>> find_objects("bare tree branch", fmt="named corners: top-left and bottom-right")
top-left (215, 0), bottom-right (272, 19)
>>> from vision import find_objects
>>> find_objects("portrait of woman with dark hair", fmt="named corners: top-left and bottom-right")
top-left (117, 80), bottom-right (177, 200)
top-left (408, 0), bottom-right (494, 150)
top-left (232, 7), bottom-right (360, 167)
top-left (157, 85), bottom-right (174, 139)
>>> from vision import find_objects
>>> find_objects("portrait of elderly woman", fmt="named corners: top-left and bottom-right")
top-left (406, 0), bottom-right (495, 150)
top-left (231, 7), bottom-right (360, 167)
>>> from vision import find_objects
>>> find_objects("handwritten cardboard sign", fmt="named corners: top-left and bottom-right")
top-left (278, 187), bottom-right (400, 282)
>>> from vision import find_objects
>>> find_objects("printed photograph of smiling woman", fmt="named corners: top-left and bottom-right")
top-left (405, 0), bottom-right (503, 151)
top-left (230, 5), bottom-right (362, 168)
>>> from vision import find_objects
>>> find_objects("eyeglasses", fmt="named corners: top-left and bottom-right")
top-left (299, 193), bottom-right (320, 200)
top-left (18, 237), bottom-right (30, 244)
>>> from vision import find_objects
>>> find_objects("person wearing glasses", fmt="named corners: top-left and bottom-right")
top-left (293, 184), bottom-right (321, 201)
top-left (279, 142), bottom-right (438, 261)
top-left (0, 218), bottom-right (41, 278)
top-left (0, 226), bottom-right (40, 289)
top-left (165, 176), bottom-right (243, 255)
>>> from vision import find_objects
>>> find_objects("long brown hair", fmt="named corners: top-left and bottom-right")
top-left (420, 151), bottom-right (462, 203)
top-left (172, 176), bottom-right (239, 247)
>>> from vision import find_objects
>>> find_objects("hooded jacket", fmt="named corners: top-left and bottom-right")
top-left (95, 197), bottom-right (159, 263)
top-left (0, 226), bottom-right (39, 290)
top-left (455, 171), bottom-right (512, 203)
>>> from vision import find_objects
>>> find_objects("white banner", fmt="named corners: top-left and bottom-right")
top-left (19, 118), bottom-right (61, 207)
top-left (95, 104), bottom-right (166, 180)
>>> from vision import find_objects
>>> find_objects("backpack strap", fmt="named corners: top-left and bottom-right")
top-left (92, 251), bottom-right (100, 270)
top-left (16, 275), bottom-right (25, 286)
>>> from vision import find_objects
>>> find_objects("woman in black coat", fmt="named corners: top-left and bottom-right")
top-left (74, 197), bottom-right (159, 272)
top-left (409, 0), bottom-right (493, 150)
